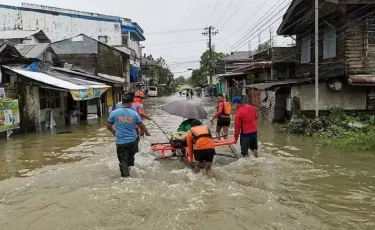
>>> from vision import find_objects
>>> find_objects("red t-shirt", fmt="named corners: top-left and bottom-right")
top-left (234, 104), bottom-right (258, 140)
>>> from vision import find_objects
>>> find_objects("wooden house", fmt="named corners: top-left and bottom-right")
top-left (275, 0), bottom-right (375, 116)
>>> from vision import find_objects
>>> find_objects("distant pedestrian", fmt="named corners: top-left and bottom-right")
top-left (232, 96), bottom-right (258, 158)
top-left (107, 94), bottom-right (151, 177)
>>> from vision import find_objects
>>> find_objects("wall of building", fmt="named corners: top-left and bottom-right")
top-left (26, 87), bottom-right (67, 131)
top-left (0, 4), bottom-right (122, 45)
top-left (52, 35), bottom-right (99, 54)
top-left (57, 54), bottom-right (98, 74)
top-left (97, 43), bottom-right (129, 80)
top-left (291, 83), bottom-right (367, 111)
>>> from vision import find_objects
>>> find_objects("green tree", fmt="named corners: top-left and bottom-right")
top-left (257, 41), bottom-right (271, 52)
top-left (174, 76), bottom-right (187, 86)
top-left (189, 49), bottom-right (224, 86)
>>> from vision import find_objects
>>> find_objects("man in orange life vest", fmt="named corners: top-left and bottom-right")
top-left (211, 94), bottom-right (232, 140)
top-left (186, 120), bottom-right (216, 175)
top-left (132, 91), bottom-right (152, 136)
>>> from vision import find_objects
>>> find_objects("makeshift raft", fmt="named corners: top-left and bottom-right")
top-left (151, 139), bottom-right (238, 161)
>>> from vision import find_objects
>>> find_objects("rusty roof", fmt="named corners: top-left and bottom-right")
top-left (246, 76), bottom-right (339, 90)
top-left (349, 75), bottom-right (375, 85)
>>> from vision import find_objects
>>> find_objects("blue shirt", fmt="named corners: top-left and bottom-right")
top-left (108, 108), bottom-right (142, 144)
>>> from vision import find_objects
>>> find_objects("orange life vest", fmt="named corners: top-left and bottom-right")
top-left (190, 126), bottom-right (212, 143)
top-left (218, 102), bottom-right (232, 116)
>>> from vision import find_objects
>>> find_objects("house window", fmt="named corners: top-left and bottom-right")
top-left (98, 36), bottom-right (108, 43)
top-left (367, 19), bottom-right (375, 44)
top-left (122, 34), bottom-right (129, 46)
top-left (301, 35), bottom-right (311, 63)
top-left (39, 89), bottom-right (61, 110)
top-left (323, 26), bottom-right (337, 59)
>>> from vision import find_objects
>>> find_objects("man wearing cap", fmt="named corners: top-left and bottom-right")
top-left (114, 92), bottom-right (135, 110)
top-left (232, 96), bottom-right (259, 158)
top-left (107, 94), bottom-right (151, 177)
top-left (133, 91), bottom-right (152, 121)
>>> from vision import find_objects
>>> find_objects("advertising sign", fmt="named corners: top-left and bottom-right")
top-left (0, 99), bottom-right (20, 132)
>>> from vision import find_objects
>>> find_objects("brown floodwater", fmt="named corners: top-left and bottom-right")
top-left (0, 94), bottom-right (374, 230)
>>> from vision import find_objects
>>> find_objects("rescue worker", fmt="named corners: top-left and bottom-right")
top-left (114, 92), bottom-right (135, 110)
top-left (132, 91), bottom-right (152, 121)
top-left (186, 120), bottom-right (216, 176)
top-left (107, 94), bottom-right (150, 177)
top-left (171, 118), bottom-right (203, 157)
top-left (210, 94), bottom-right (232, 140)
top-left (232, 96), bottom-right (258, 158)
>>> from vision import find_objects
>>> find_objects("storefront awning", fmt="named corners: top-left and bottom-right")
top-left (3, 66), bottom-right (110, 101)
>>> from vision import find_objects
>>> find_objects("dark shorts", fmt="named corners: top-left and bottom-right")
top-left (116, 141), bottom-right (138, 177)
top-left (217, 117), bottom-right (230, 127)
top-left (194, 149), bottom-right (216, 163)
top-left (240, 134), bottom-right (258, 156)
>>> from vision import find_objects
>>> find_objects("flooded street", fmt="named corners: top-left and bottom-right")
top-left (0, 95), bottom-right (374, 230)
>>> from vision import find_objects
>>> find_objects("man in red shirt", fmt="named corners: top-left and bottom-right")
top-left (232, 96), bottom-right (258, 158)
top-left (210, 94), bottom-right (231, 140)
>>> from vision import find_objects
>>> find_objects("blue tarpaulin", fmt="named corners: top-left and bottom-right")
top-left (130, 65), bottom-right (139, 82)
top-left (26, 61), bottom-right (40, 72)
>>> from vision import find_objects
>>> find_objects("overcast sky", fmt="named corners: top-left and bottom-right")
top-left (3, 0), bottom-right (293, 77)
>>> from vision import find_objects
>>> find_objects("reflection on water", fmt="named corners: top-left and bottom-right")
top-left (0, 94), bottom-right (374, 230)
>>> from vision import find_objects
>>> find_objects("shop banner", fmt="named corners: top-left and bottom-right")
top-left (0, 99), bottom-right (20, 132)
top-left (70, 88), bottom-right (108, 101)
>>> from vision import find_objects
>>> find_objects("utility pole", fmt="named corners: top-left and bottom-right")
top-left (248, 41), bottom-right (252, 58)
top-left (258, 29), bottom-right (261, 47)
top-left (269, 26), bottom-right (273, 47)
top-left (315, 0), bottom-right (319, 118)
top-left (202, 26), bottom-right (218, 95)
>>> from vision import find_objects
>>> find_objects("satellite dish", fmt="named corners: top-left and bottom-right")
top-left (328, 80), bottom-right (342, 91)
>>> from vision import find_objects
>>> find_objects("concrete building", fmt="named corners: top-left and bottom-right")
top-left (52, 34), bottom-right (131, 112)
top-left (0, 3), bottom-right (145, 80)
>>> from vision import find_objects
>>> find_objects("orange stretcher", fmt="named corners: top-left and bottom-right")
top-left (151, 139), bottom-right (237, 159)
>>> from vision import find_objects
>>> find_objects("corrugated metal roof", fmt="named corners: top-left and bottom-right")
top-left (15, 43), bottom-right (50, 59)
top-left (52, 67), bottom-right (123, 84)
top-left (0, 30), bottom-right (51, 42)
top-left (234, 62), bottom-right (272, 72)
top-left (215, 72), bottom-right (247, 78)
top-left (3, 66), bottom-right (86, 90)
top-left (246, 78), bottom-right (313, 90)
top-left (349, 75), bottom-right (375, 85)
top-left (98, 73), bottom-right (125, 83)
top-left (246, 76), bottom-right (339, 90)
top-left (3, 66), bottom-right (110, 90)
top-left (0, 40), bottom-right (22, 57)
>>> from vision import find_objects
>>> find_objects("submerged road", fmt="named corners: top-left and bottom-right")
top-left (0, 94), bottom-right (374, 230)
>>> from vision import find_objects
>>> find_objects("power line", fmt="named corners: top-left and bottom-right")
top-left (146, 28), bottom-right (202, 35)
top-left (145, 39), bottom-right (206, 46)
top-left (214, 0), bottom-right (235, 26)
top-left (230, 0), bottom-right (292, 51)
top-left (206, 0), bottom-right (221, 26)
top-left (219, 0), bottom-right (246, 30)
top-left (218, 0), bottom-right (283, 47)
